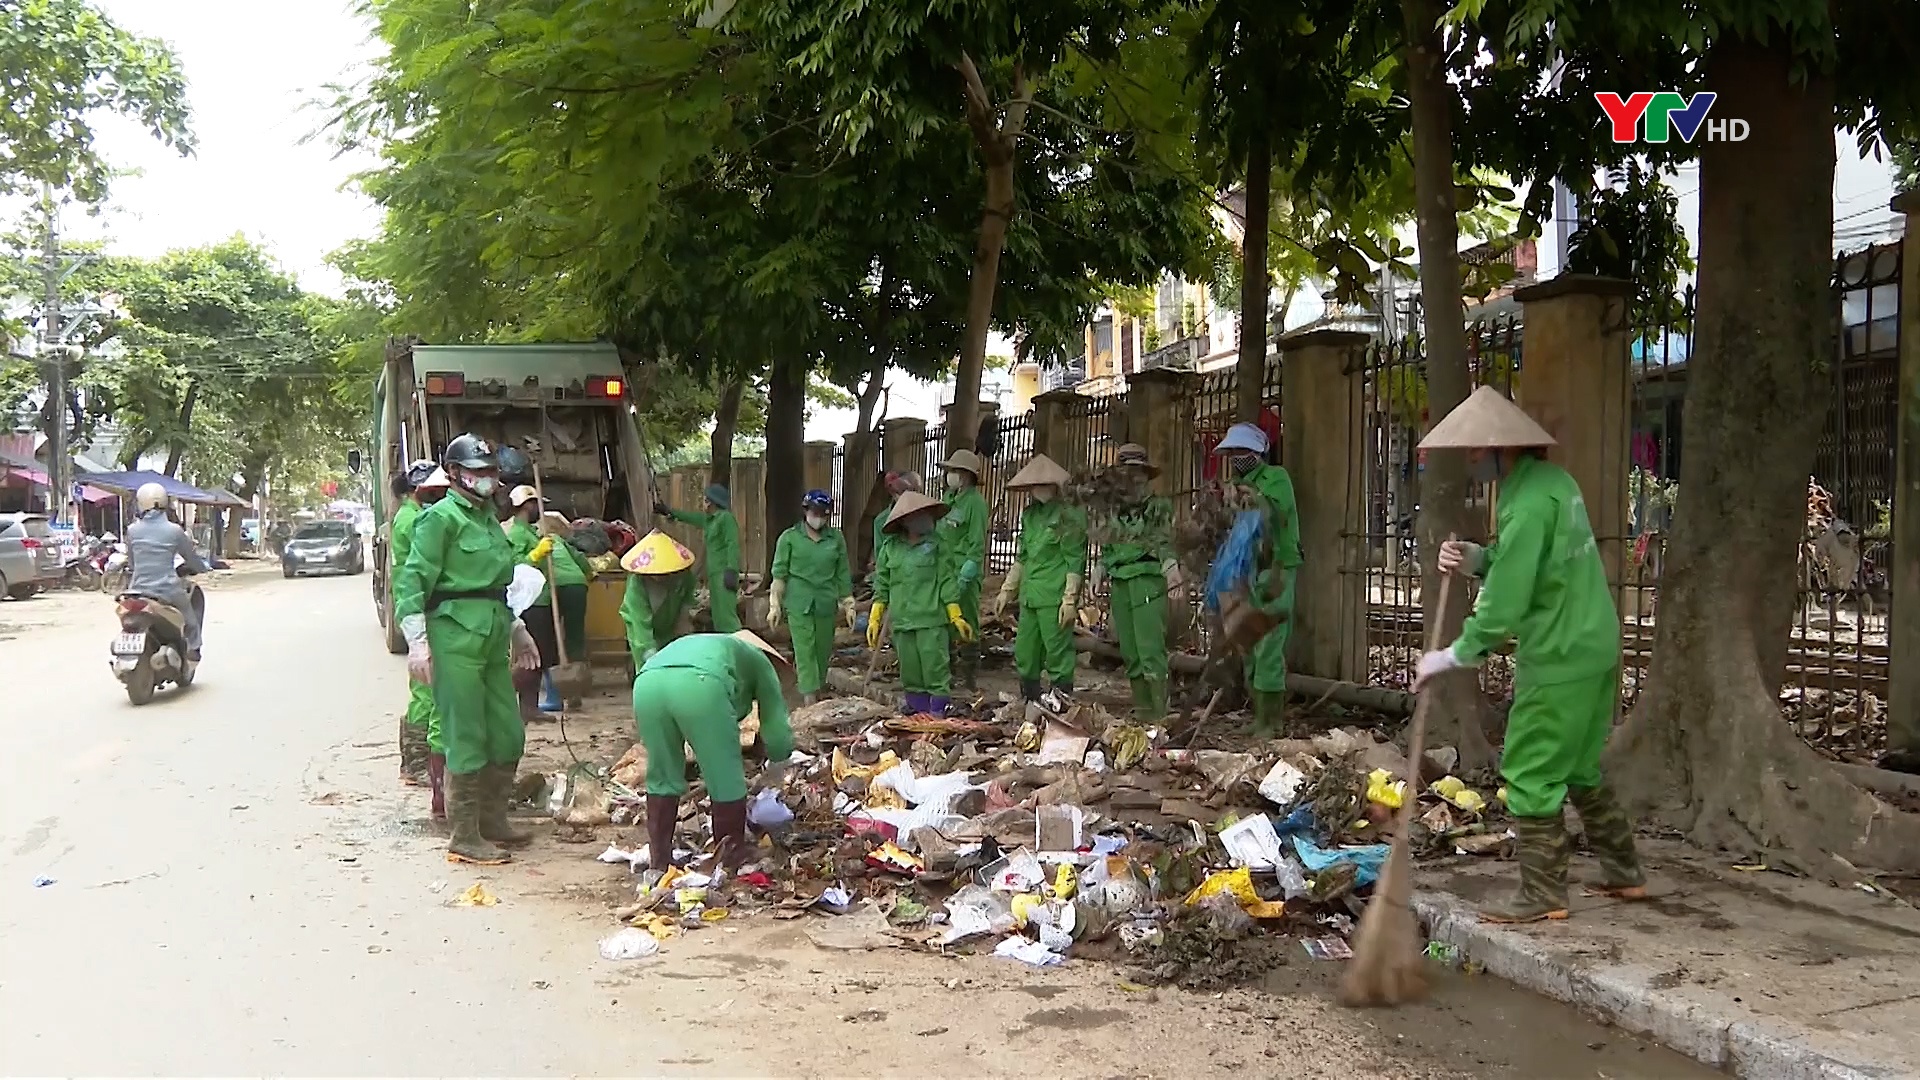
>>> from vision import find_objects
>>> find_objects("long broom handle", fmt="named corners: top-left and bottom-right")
top-left (531, 462), bottom-right (573, 667)
top-left (1397, 537), bottom-right (1459, 835)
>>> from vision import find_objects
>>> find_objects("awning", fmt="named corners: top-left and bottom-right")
top-left (1, 462), bottom-right (49, 486)
top-left (76, 470), bottom-right (250, 508)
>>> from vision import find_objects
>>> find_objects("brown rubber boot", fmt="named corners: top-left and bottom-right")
top-left (517, 682), bottom-right (558, 724)
top-left (711, 798), bottom-right (752, 869)
top-left (427, 753), bottom-right (447, 822)
top-left (1250, 691), bottom-right (1286, 737)
top-left (1480, 814), bottom-right (1572, 923)
top-left (477, 763), bottom-right (533, 847)
top-left (646, 794), bottom-right (680, 870)
top-left (446, 772), bottom-right (510, 865)
top-left (400, 720), bottom-right (429, 786)
top-left (1569, 781), bottom-right (1648, 899)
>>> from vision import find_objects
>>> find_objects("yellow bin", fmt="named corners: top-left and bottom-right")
top-left (585, 572), bottom-right (631, 671)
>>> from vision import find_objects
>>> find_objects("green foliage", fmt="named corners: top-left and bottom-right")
top-left (1567, 161), bottom-right (1695, 330)
top-left (0, 0), bottom-right (193, 201)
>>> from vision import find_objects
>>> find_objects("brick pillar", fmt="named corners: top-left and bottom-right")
top-left (1031, 390), bottom-right (1082, 471)
top-left (880, 417), bottom-right (928, 483)
top-left (1280, 329), bottom-right (1369, 682)
top-left (1125, 368), bottom-right (1198, 498)
top-left (731, 456), bottom-right (766, 574)
top-left (803, 440), bottom-right (835, 496)
top-left (1889, 191), bottom-right (1919, 759)
top-left (1513, 275), bottom-right (1634, 599)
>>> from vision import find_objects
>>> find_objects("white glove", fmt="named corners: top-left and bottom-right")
top-left (1161, 558), bottom-right (1183, 592)
top-left (511, 619), bottom-right (541, 671)
top-left (838, 596), bottom-right (856, 630)
top-left (995, 562), bottom-right (1024, 620)
top-left (767, 580), bottom-right (786, 628)
top-left (1058, 573), bottom-right (1082, 629)
top-left (407, 640), bottom-right (433, 684)
top-left (1413, 647), bottom-right (1462, 691)
top-left (1438, 540), bottom-right (1485, 577)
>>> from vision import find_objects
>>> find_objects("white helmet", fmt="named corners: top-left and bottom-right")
top-left (136, 482), bottom-right (171, 513)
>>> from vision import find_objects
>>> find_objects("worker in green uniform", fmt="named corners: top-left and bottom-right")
top-left (657, 484), bottom-right (742, 632)
top-left (937, 450), bottom-right (989, 688)
top-left (769, 489), bottom-right (855, 705)
top-left (869, 470), bottom-right (920, 582)
top-left (537, 509), bottom-right (593, 707)
top-left (1214, 422), bottom-right (1302, 735)
top-left (1096, 444), bottom-right (1184, 721)
top-left (870, 491), bottom-right (974, 716)
top-left (396, 435), bottom-right (543, 864)
top-left (505, 485), bottom-right (561, 723)
top-left (992, 454), bottom-right (1087, 701)
top-left (1414, 386), bottom-right (1642, 923)
top-left (619, 529), bottom-right (697, 673)
top-left (390, 461), bottom-right (435, 792)
top-left (395, 463), bottom-right (451, 818)
top-left (632, 629), bottom-right (794, 870)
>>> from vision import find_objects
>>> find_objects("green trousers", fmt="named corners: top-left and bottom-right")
top-left (1502, 666), bottom-right (1619, 818)
top-left (1014, 601), bottom-right (1075, 685)
top-left (405, 677), bottom-right (444, 754)
top-left (709, 573), bottom-right (741, 632)
top-left (895, 625), bottom-right (951, 696)
top-left (1246, 569), bottom-right (1297, 694)
top-left (1111, 573), bottom-right (1170, 681)
top-left (427, 604), bottom-right (526, 775)
top-left (555, 583), bottom-right (589, 659)
top-left (632, 665), bottom-right (748, 801)
top-left (790, 609), bottom-right (836, 696)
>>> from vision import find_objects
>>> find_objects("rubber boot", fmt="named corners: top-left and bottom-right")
top-left (1142, 677), bottom-right (1169, 723)
top-left (710, 798), bottom-right (751, 869)
top-left (538, 670), bottom-right (563, 713)
top-left (1021, 678), bottom-right (1044, 703)
top-left (1128, 678), bottom-right (1150, 718)
top-left (1569, 781), bottom-right (1647, 899)
top-left (929, 696), bottom-right (954, 717)
top-left (1053, 676), bottom-right (1074, 697)
top-left (427, 753), bottom-right (447, 822)
top-left (518, 681), bottom-right (558, 724)
top-left (1250, 690), bottom-right (1286, 736)
top-left (477, 763), bottom-right (534, 848)
top-left (800, 691), bottom-right (819, 707)
top-left (1480, 814), bottom-right (1572, 923)
top-left (957, 644), bottom-right (979, 690)
top-left (400, 720), bottom-right (429, 786)
top-left (446, 772), bottom-right (510, 865)
top-left (646, 794), bottom-right (680, 870)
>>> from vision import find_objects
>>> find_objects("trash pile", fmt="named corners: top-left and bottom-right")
top-left (574, 691), bottom-right (1507, 983)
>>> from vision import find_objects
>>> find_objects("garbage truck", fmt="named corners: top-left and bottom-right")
top-left (368, 339), bottom-right (655, 653)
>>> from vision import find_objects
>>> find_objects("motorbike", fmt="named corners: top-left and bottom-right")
top-left (110, 561), bottom-right (205, 705)
top-left (100, 540), bottom-right (130, 593)
top-left (64, 534), bottom-right (110, 590)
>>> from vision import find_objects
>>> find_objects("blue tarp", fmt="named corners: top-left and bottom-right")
top-left (77, 470), bottom-right (248, 507)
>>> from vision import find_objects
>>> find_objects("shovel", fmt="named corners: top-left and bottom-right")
top-left (532, 462), bottom-right (593, 702)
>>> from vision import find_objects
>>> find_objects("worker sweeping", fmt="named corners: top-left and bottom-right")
top-left (1413, 385), bottom-right (1643, 923)
top-left (1213, 422), bottom-right (1301, 735)
top-left (536, 509), bottom-right (593, 709)
top-left (938, 450), bottom-right (989, 688)
top-left (389, 459), bottom-right (438, 796)
top-left (1096, 444), bottom-right (1182, 721)
top-left (505, 485), bottom-right (560, 723)
top-left (870, 491), bottom-right (973, 716)
top-left (619, 530), bottom-right (698, 673)
top-left (657, 484), bottom-right (742, 632)
top-left (396, 435), bottom-right (544, 864)
top-left (769, 489), bottom-right (854, 705)
top-left (632, 630), bottom-right (794, 870)
top-left (870, 470), bottom-right (921, 581)
top-left (992, 454), bottom-right (1086, 701)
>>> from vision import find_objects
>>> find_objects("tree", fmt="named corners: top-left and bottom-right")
top-left (0, 0), bottom-right (193, 201)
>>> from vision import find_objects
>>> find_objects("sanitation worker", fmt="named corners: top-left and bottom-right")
top-left (537, 509), bottom-right (594, 707)
top-left (392, 460), bottom-right (449, 815)
top-left (619, 529), bottom-right (698, 672)
top-left (1413, 385), bottom-right (1644, 923)
top-left (657, 483), bottom-right (742, 632)
top-left (769, 489), bottom-right (854, 705)
top-left (389, 460), bottom-right (435, 790)
top-left (870, 491), bottom-right (973, 716)
top-left (396, 435), bottom-right (543, 864)
top-left (1212, 422), bottom-right (1302, 735)
top-left (992, 454), bottom-right (1087, 701)
top-left (633, 630), bottom-right (794, 870)
top-left (938, 450), bottom-right (989, 688)
top-left (870, 470), bottom-right (920, 580)
top-left (1097, 444), bottom-right (1183, 721)
top-left (505, 485), bottom-right (561, 723)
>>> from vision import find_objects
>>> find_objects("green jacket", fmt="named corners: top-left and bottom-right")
top-left (620, 571), bottom-right (694, 663)
top-left (1453, 455), bottom-right (1622, 684)
top-left (876, 532), bottom-right (957, 631)
top-left (391, 498), bottom-right (422, 569)
top-left (939, 486), bottom-right (988, 588)
top-left (670, 507), bottom-right (741, 577)
top-left (772, 525), bottom-right (852, 615)
top-left (1099, 495), bottom-right (1174, 580)
top-left (1014, 500), bottom-right (1087, 606)
top-left (642, 633), bottom-right (795, 761)
top-left (395, 488), bottom-right (516, 639)
top-left (1241, 463), bottom-right (1303, 570)
top-left (548, 536), bottom-right (591, 587)
top-left (505, 518), bottom-right (552, 606)
top-left (872, 496), bottom-right (895, 572)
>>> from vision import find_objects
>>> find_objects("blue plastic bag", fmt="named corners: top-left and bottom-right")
top-left (1204, 509), bottom-right (1267, 613)
top-left (1291, 836), bottom-right (1391, 888)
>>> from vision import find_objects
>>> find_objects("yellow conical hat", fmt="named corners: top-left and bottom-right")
top-left (732, 628), bottom-right (789, 666)
top-left (1418, 385), bottom-right (1557, 450)
top-left (620, 529), bottom-right (695, 574)
top-left (1006, 453), bottom-right (1071, 490)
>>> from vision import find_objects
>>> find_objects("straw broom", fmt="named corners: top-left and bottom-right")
top-left (1340, 541), bottom-right (1459, 1008)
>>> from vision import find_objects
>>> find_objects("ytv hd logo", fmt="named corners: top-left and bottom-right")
top-left (1595, 92), bottom-right (1749, 144)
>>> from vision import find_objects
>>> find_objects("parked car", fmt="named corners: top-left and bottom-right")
top-left (0, 513), bottom-right (64, 599)
top-left (281, 520), bottom-right (365, 578)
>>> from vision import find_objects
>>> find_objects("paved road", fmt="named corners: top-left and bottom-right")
top-left (0, 570), bottom-right (1712, 1077)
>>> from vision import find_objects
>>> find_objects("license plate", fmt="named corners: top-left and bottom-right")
top-left (112, 632), bottom-right (148, 656)
top-left (307, 555), bottom-right (329, 564)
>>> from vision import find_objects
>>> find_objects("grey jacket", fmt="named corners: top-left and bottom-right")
top-left (127, 510), bottom-right (208, 601)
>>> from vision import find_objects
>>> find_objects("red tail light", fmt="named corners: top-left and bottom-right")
top-left (586, 375), bottom-right (623, 399)
top-left (118, 598), bottom-right (148, 614)
top-left (423, 372), bottom-right (466, 396)
top-left (20, 538), bottom-right (41, 551)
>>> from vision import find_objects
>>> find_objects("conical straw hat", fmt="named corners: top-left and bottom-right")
top-left (732, 628), bottom-right (790, 666)
top-left (1418, 385), bottom-right (1557, 450)
top-left (1006, 453), bottom-right (1071, 490)
top-left (883, 490), bottom-right (949, 533)
top-left (620, 529), bottom-right (696, 574)
top-left (940, 449), bottom-right (985, 477)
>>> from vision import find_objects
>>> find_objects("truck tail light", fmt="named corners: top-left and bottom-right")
top-left (586, 375), bottom-right (623, 399)
top-left (423, 372), bottom-right (466, 396)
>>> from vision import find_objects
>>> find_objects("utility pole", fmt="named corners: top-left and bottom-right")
top-left (39, 185), bottom-right (69, 526)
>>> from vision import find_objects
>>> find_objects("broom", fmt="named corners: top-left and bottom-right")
top-left (1340, 537), bottom-right (1459, 1008)
top-left (532, 462), bottom-right (593, 702)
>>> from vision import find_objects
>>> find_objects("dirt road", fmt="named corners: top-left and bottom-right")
top-left (0, 570), bottom-right (1712, 1077)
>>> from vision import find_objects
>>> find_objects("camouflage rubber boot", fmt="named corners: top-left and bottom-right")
top-left (1250, 691), bottom-right (1286, 737)
top-left (478, 763), bottom-right (534, 848)
top-left (1141, 677), bottom-right (1170, 723)
top-left (1569, 781), bottom-right (1647, 899)
top-left (446, 772), bottom-right (510, 865)
top-left (399, 720), bottom-right (429, 786)
top-left (1480, 814), bottom-right (1572, 923)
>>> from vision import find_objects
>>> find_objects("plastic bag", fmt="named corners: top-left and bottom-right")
top-left (1258, 760), bottom-right (1307, 805)
top-left (941, 884), bottom-right (1016, 944)
top-left (598, 927), bottom-right (660, 960)
top-left (747, 788), bottom-right (794, 829)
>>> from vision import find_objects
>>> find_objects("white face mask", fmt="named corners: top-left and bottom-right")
top-left (1031, 486), bottom-right (1057, 503)
top-left (946, 470), bottom-right (971, 490)
top-left (805, 514), bottom-right (826, 530)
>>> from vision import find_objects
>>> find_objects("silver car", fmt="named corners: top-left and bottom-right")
top-left (0, 513), bottom-right (63, 599)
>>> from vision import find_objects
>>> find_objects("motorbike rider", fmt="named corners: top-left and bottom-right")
top-left (126, 482), bottom-right (210, 658)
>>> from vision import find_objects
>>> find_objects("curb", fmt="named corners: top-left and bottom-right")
top-left (1412, 891), bottom-right (1900, 1080)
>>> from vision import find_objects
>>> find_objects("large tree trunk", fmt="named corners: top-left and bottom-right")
top-left (708, 377), bottom-right (744, 488)
top-left (162, 382), bottom-right (199, 477)
top-left (949, 54), bottom-right (1032, 456)
top-left (1608, 34), bottom-right (1920, 876)
top-left (764, 359), bottom-right (807, 555)
top-left (840, 355), bottom-right (888, 575)
top-left (1235, 131), bottom-right (1272, 424)
top-left (1401, 0), bottom-right (1495, 772)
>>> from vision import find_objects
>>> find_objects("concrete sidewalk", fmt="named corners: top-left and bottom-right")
top-left (1416, 842), bottom-right (1920, 1079)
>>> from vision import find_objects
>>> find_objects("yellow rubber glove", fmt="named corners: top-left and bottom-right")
top-left (946, 603), bottom-right (975, 643)
top-left (866, 601), bottom-right (887, 648)
top-left (767, 579), bottom-right (786, 628)
top-left (528, 536), bottom-right (554, 563)
top-left (1058, 573), bottom-right (1082, 629)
